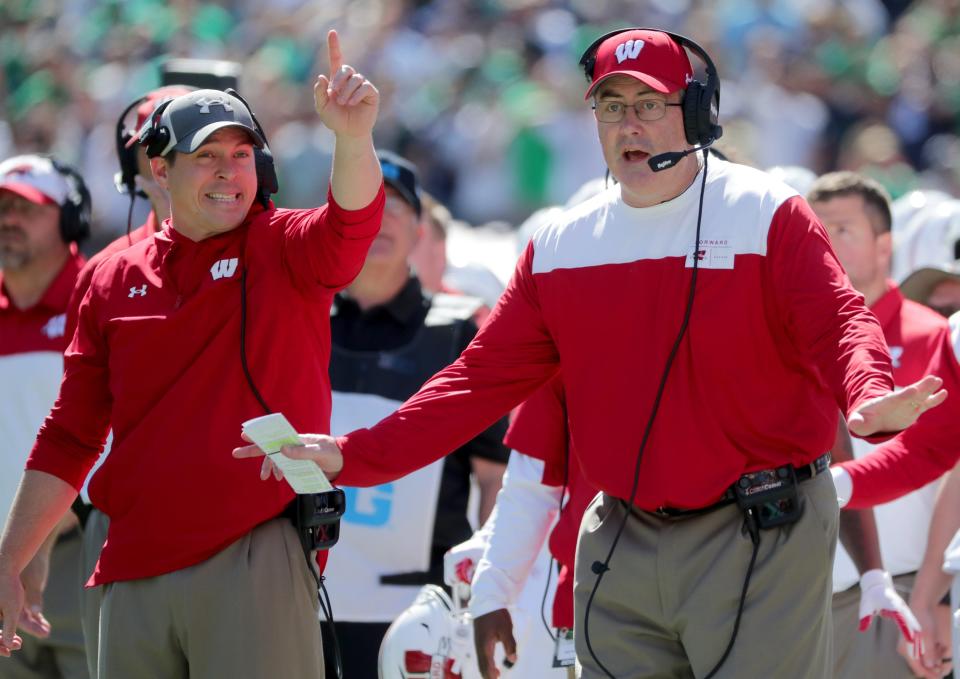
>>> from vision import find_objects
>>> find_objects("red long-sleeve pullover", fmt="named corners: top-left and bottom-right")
top-left (27, 189), bottom-right (383, 584)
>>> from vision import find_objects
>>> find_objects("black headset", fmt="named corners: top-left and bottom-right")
top-left (114, 95), bottom-right (151, 199)
top-left (579, 28), bottom-right (723, 147)
top-left (138, 88), bottom-right (279, 208)
top-left (47, 157), bottom-right (92, 245)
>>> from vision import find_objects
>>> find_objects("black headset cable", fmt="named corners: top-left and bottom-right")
top-left (240, 265), bottom-right (344, 679)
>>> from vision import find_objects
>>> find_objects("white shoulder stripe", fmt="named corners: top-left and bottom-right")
top-left (531, 160), bottom-right (800, 274)
top-left (950, 311), bottom-right (960, 364)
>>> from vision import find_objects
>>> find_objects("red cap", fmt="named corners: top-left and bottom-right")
top-left (585, 29), bottom-right (693, 100)
top-left (124, 85), bottom-right (195, 148)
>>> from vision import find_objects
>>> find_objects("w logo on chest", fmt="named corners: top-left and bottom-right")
top-left (210, 258), bottom-right (239, 281)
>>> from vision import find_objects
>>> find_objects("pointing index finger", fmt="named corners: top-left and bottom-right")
top-left (327, 29), bottom-right (343, 79)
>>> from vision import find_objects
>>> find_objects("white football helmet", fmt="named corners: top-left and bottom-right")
top-left (379, 585), bottom-right (483, 679)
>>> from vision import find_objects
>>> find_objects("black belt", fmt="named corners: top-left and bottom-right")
top-left (646, 453), bottom-right (832, 519)
top-left (71, 498), bottom-right (94, 528)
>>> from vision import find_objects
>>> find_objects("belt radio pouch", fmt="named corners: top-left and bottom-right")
top-left (289, 489), bottom-right (346, 554)
top-left (734, 465), bottom-right (803, 539)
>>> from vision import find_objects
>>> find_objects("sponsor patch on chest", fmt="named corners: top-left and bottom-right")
top-left (685, 240), bottom-right (734, 269)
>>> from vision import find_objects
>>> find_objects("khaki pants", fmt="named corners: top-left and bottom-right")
top-left (78, 510), bottom-right (108, 679)
top-left (831, 572), bottom-right (915, 679)
top-left (574, 471), bottom-right (838, 679)
top-left (1, 530), bottom-right (88, 679)
top-left (97, 518), bottom-right (323, 679)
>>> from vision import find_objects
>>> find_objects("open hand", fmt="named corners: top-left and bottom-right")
top-left (858, 570), bottom-right (922, 656)
top-left (847, 376), bottom-right (946, 437)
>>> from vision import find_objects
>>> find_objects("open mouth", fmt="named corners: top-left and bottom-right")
top-left (622, 149), bottom-right (650, 163)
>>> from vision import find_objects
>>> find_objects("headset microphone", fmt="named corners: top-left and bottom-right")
top-left (648, 138), bottom-right (716, 172)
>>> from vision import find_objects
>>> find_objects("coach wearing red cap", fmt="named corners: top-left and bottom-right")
top-left (0, 154), bottom-right (91, 679)
top-left (0, 32), bottom-right (383, 678)
top-left (235, 29), bottom-right (945, 677)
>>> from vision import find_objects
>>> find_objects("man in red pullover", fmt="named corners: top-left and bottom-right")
top-left (0, 154), bottom-right (92, 679)
top-left (237, 29), bottom-right (945, 677)
top-left (65, 84), bottom-right (193, 679)
top-left (0, 32), bottom-right (384, 678)
top-left (807, 171), bottom-right (954, 678)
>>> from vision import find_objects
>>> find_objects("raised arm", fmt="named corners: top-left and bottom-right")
top-left (279, 29), bottom-right (385, 292)
top-left (317, 29), bottom-right (381, 210)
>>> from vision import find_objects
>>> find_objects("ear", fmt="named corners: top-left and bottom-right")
top-left (150, 157), bottom-right (170, 190)
top-left (876, 231), bottom-right (892, 268)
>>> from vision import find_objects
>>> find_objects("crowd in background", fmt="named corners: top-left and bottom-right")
top-left (2, 0), bottom-right (960, 253)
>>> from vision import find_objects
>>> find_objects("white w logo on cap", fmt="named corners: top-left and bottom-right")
top-left (615, 39), bottom-right (645, 64)
top-left (194, 97), bottom-right (234, 114)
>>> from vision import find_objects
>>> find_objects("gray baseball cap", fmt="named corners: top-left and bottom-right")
top-left (138, 89), bottom-right (265, 157)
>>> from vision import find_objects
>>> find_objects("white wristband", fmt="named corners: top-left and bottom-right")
top-left (859, 568), bottom-right (889, 590)
top-left (831, 466), bottom-right (853, 509)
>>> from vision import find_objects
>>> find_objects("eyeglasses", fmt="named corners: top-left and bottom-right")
top-left (592, 98), bottom-right (683, 123)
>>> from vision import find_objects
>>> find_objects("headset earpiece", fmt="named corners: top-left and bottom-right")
top-left (139, 98), bottom-right (175, 159)
top-left (47, 158), bottom-right (92, 245)
top-left (224, 88), bottom-right (279, 208)
top-left (115, 96), bottom-right (148, 198)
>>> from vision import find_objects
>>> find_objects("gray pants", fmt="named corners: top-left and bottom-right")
top-left (574, 471), bottom-right (838, 679)
top-left (1, 530), bottom-right (88, 679)
top-left (831, 572), bottom-right (916, 679)
top-left (78, 510), bottom-right (108, 679)
top-left (96, 518), bottom-right (323, 679)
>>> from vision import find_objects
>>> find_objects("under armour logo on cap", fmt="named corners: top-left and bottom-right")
top-left (194, 96), bottom-right (234, 114)
top-left (138, 89), bottom-right (265, 157)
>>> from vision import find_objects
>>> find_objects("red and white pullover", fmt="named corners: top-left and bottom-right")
top-left (0, 250), bottom-right (84, 526)
top-left (26, 189), bottom-right (383, 585)
top-left (838, 310), bottom-right (960, 509)
top-left (337, 158), bottom-right (894, 511)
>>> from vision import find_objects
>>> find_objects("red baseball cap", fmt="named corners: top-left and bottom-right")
top-left (584, 29), bottom-right (693, 100)
top-left (123, 85), bottom-right (196, 148)
top-left (0, 155), bottom-right (72, 207)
